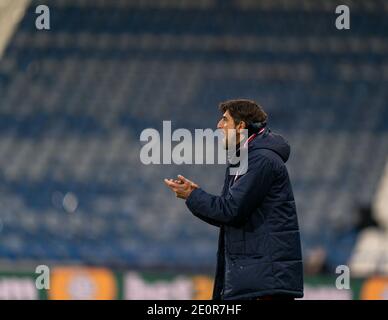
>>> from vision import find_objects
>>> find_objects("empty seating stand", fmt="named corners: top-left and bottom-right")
top-left (0, 0), bottom-right (387, 271)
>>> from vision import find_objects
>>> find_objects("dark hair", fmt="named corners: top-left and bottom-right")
top-left (219, 99), bottom-right (268, 127)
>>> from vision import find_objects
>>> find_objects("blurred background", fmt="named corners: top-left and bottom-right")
top-left (0, 0), bottom-right (387, 299)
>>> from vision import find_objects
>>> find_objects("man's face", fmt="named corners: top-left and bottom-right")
top-left (217, 110), bottom-right (241, 149)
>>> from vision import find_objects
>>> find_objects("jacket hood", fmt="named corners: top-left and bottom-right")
top-left (249, 128), bottom-right (290, 162)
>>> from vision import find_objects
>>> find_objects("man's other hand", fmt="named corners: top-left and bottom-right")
top-left (164, 175), bottom-right (199, 199)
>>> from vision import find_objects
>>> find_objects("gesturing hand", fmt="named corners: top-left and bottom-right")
top-left (164, 175), bottom-right (199, 200)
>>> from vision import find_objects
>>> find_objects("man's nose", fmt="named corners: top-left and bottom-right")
top-left (217, 120), bottom-right (223, 129)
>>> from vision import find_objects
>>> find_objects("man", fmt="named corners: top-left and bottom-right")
top-left (164, 99), bottom-right (304, 300)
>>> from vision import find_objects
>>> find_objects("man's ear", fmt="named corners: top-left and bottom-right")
top-left (237, 121), bottom-right (247, 132)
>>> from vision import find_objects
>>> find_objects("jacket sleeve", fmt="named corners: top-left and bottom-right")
top-left (185, 153), bottom-right (274, 226)
top-left (194, 215), bottom-right (222, 228)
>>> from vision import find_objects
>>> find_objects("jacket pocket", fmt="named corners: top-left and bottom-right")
top-left (227, 240), bottom-right (245, 255)
top-left (227, 236), bottom-right (264, 256)
top-left (229, 254), bottom-right (264, 267)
